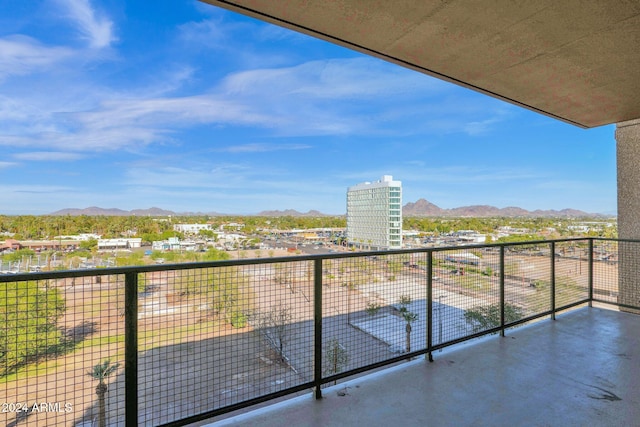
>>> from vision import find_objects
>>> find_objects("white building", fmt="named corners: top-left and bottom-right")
top-left (151, 237), bottom-right (201, 252)
top-left (174, 224), bottom-right (213, 234)
top-left (346, 175), bottom-right (402, 250)
top-left (97, 238), bottom-right (142, 250)
top-left (78, 233), bottom-right (102, 240)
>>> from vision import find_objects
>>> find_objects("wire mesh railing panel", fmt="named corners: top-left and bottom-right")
top-left (433, 247), bottom-right (500, 341)
top-left (4, 237), bottom-right (640, 426)
top-left (136, 261), bottom-right (314, 425)
top-left (259, 260), bottom-right (315, 384)
top-left (592, 239), bottom-right (619, 303)
top-left (501, 243), bottom-right (551, 320)
top-left (321, 254), bottom-right (421, 381)
top-left (0, 273), bottom-right (125, 427)
top-left (553, 240), bottom-right (590, 309)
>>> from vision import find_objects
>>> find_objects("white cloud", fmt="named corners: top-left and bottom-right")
top-left (143, 66), bottom-right (196, 97)
top-left (222, 57), bottom-right (445, 99)
top-left (125, 165), bottom-right (254, 189)
top-left (0, 184), bottom-right (82, 214)
top-left (55, 0), bottom-right (116, 49)
top-left (178, 17), bottom-right (230, 48)
top-left (0, 161), bottom-right (17, 169)
top-left (221, 143), bottom-right (312, 153)
top-left (340, 166), bottom-right (543, 185)
top-left (408, 166), bottom-right (544, 184)
top-left (13, 151), bottom-right (85, 161)
top-left (0, 35), bottom-right (74, 80)
top-left (462, 107), bottom-right (513, 135)
top-left (124, 162), bottom-right (341, 194)
top-left (0, 54), bottom-right (511, 153)
top-left (0, 92), bottom-right (279, 152)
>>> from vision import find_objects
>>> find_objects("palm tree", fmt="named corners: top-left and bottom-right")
top-left (398, 295), bottom-right (418, 353)
top-left (88, 360), bottom-right (119, 427)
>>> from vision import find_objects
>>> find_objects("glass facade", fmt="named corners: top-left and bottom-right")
top-left (346, 175), bottom-right (402, 250)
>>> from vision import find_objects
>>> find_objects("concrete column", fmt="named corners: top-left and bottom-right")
top-left (616, 118), bottom-right (640, 310)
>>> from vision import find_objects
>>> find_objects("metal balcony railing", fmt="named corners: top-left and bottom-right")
top-left (0, 237), bottom-right (634, 426)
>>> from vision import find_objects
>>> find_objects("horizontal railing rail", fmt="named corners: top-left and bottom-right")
top-left (0, 237), bottom-right (635, 426)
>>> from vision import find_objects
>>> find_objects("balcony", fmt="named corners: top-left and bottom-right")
top-left (0, 238), bottom-right (637, 426)
top-left (211, 307), bottom-right (640, 427)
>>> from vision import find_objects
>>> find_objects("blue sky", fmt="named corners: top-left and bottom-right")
top-left (0, 0), bottom-right (617, 215)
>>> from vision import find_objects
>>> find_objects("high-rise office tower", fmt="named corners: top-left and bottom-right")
top-left (346, 175), bottom-right (402, 250)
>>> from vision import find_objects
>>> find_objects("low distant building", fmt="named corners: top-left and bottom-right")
top-left (1, 239), bottom-right (80, 252)
top-left (216, 232), bottom-right (244, 244)
top-left (78, 233), bottom-right (102, 240)
top-left (98, 238), bottom-right (142, 250)
top-left (152, 237), bottom-right (202, 252)
top-left (445, 252), bottom-right (481, 266)
top-left (0, 239), bottom-right (22, 252)
top-left (457, 233), bottom-right (486, 243)
top-left (220, 223), bottom-right (245, 231)
top-left (567, 225), bottom-right (590, 233)
top-left (174, 224), bottom-right (213, 234)
top-left (496, 226), bottom-right (530, 235)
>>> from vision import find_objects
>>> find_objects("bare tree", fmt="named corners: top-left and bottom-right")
top-left (253, 304), bottom-right (293, 364)
top-left (275, 263), bottom-right (296, 294)
top-left (323, 338), bottom-right (349, 385)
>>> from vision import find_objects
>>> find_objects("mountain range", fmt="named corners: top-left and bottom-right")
top-left (401, 199), bottom-right (601, 218)
top-left (49, 199), bottom-right (606, 218)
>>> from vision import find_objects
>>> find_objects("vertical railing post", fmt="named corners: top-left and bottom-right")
top-left (588, 239), bottom-right (594, 307)
top-left (550, 241), bottom-right (556, 320)
top-left (499, 246), bottom-right (505, 337)
top-left (427, 251), bottom-right (433, 362)
top-left (124, 271), bottom-right (138, 427)
top-left (313, 258), bottom-right (323, 399)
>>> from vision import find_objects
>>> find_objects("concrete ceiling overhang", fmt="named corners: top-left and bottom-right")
top-left (202, 0), bottom-right (640, 128)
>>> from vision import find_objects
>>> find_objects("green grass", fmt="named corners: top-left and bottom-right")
top-left (74, 334), bottom-right (125, 351)
top-left (0, 333), bottom-right (125, 384)
top-left (1, 318), bottom-right (227, 383)
top-left (138, 320), bottom-right (221, 351)
top-left (0, 360), bottom-right (61, 384)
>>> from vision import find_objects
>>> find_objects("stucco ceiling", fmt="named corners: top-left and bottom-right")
top-left (202, 0), bottom-right (640, 128)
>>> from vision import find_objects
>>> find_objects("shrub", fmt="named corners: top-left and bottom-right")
top-left (230, 312), bottom-right (247, 328)
top-left (464, 303), bottom-right (525, 333)
top-left (365, 302), bottom-right (381, 316)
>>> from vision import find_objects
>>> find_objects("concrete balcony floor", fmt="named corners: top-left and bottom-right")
top-left (205, 307), bottom-right (640, 427)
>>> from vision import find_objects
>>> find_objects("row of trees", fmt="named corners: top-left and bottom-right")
top-left (0, 214), bottom-right (347, 241)
top-left (404, 216), bottom-right (617, 239)
top-left (0, 215), bottom-right (175, 240)
top-left (1, 213), bottom-right (616, 243)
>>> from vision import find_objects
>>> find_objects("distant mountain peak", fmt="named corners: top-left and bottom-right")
top-left (402, 198), bottom-right (600, 218)
top-left (50, 207), bottom-right (176, 216)
top-left (47, 201), bottom-right (604, 218)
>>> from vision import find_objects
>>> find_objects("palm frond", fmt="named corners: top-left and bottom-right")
top-left (88, 359), bottom-right (120, 381)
